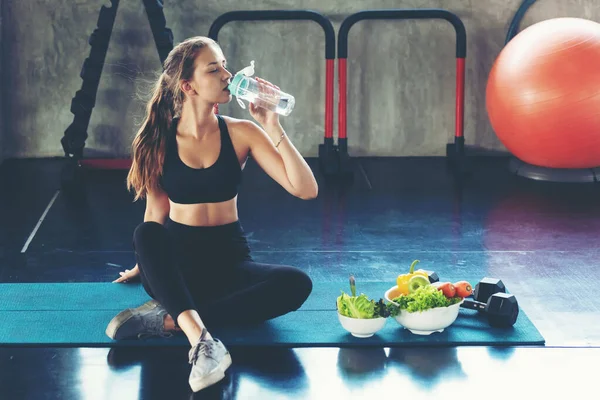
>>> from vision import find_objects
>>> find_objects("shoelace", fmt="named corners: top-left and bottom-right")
top-left (189, 330), bottom-right (214, 365)
top-left (136, 310), bottom-right (174, 340)
top-left (189, 341), bottom-right (215, 365)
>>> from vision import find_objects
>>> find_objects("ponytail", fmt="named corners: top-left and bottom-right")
top-left (126, 73), bottom-right (174, 201)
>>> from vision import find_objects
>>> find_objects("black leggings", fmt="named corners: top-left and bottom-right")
top-left (132, 218), bottom-right (312, 328)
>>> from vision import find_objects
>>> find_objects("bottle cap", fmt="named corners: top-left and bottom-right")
top-left (228, 60), bottom-right (255, 109)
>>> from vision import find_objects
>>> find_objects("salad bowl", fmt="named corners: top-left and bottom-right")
top-left (336, 275), bottom-right (388, 338)
top-left (337, 313), bottom-right (387, 338)
top-left (385, 286), bottom-right (463, 335)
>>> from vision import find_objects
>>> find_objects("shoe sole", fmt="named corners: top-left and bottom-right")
top-left (105, 299), bottom-right (160, 340)
top-left (189, 353), bottom-right (233, 392)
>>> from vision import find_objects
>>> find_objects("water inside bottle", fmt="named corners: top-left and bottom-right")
top-left (275, 97), bottom-right (294, 116)
top-left (240, 90), bottom-right (295, 116)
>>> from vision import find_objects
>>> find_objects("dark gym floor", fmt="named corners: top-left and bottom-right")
top-left (1, 156), bottom-right (599, 399)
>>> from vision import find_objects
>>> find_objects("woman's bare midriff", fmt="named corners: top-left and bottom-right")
top-left (168, 197), bottom-right (239, 227)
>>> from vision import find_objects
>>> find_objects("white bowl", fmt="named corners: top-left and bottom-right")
top-left (337, 313), bottom-right (387, 338)
top-left (384, 286), bottom-right (463, 335)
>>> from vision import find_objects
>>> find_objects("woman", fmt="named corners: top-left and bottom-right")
top-left (105, 36), bottom-right (317, 392)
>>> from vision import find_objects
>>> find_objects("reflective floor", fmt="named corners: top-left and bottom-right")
top-left (1, 156), bottom-right (599, 399)
top-left (1, 346), bottom-right (598, 399)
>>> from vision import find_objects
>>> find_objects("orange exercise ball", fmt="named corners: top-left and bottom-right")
top-left (486, 18), bottom-right (600, 169)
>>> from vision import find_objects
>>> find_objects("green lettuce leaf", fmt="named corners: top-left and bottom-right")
top-left (337, 291), bottom-right (386, 319)
top-left (390, 285), bottom-right (462, 313)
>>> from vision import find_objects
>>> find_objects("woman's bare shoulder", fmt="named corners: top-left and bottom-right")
top-left (221, 115), bottom-right (257, 131)
top-left (220, 115), bottom-right (261, 142)
top-left (220, 116), bottom-right (258, 157)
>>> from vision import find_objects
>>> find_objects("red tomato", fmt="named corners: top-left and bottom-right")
top-left (454, 281), bottom-right (473, 298)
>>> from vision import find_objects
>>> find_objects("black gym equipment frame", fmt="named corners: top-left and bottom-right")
top-left (60, 0), bottom-right (174, 189)
top-left (337, 9), bottom-right (469, 178)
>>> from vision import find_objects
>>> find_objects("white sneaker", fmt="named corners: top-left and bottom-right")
top-left (105, 299), bottom-right (173, 340)
top-left (188, 329), bottom-right (232, 392)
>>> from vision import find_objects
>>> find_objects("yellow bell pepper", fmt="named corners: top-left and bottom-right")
top-left (396, 260), bottom-right (429, 295)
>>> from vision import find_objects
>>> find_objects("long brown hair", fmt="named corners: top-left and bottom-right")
top-left (127, 36), bottom-right (217, 201)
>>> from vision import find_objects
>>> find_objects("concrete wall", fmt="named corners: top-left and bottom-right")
top-left (2, 0), bottom-right (599, 159)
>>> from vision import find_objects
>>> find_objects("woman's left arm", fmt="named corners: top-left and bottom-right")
top-left (240, 77), bottom-right (318, 200)
top-left (241, 119), bottom-right (318, 200)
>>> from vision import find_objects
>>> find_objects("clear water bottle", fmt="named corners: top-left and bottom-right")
top-left (228, 61), bottom-right (295, 116)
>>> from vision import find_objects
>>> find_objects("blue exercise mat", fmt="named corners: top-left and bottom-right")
top-left (0, 282), bottom-right (545, 347)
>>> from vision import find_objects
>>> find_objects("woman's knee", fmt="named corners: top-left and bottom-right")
top-left (276, 267), bottom-right (312, 308)
top-left (295, 269), bottom-right (313, 300)
top-left (133, 221), bottom-right (168, 248)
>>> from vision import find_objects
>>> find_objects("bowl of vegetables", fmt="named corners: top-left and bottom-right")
top-left (386, 285), bottom-right (463, 335)
top-left (337, 275), bottom-right (388, 338)
top-left (385, 264), bottom-right (472, 335)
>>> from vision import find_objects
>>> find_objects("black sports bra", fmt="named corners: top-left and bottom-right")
top-left (160, 115), bottom-right (242, 204)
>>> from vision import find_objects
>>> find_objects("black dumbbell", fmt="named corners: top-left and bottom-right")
top-left (461, 278), bottom-right (519, 327)
top-left (473, 277), bottom-right (506, 303)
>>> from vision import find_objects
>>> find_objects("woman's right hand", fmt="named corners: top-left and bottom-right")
top-left (112, 265), bottom-right (141, 283)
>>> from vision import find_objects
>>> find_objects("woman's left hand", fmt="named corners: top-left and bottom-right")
top-left (249, 77), bottom-right (281, 128)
